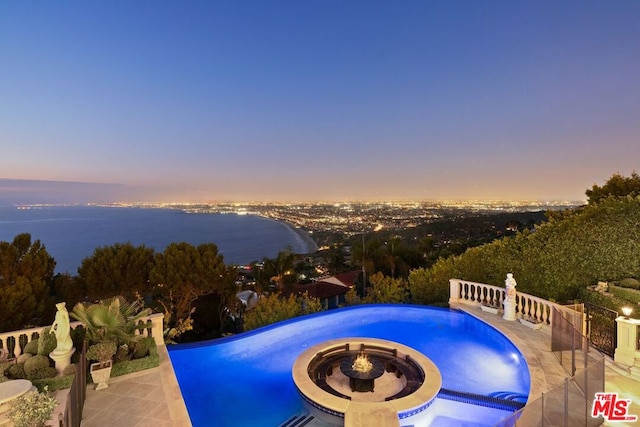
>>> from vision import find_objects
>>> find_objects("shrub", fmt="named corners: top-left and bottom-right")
top-left (0, 375), bottom-right (7, 383)
top-left (29, 366), bottom-right (57, 380)
top-left (62, 363), bottom-right (76, 376)
top-left (37, 327), bottom-right (57, 356)
top-left (24, 355), bottom-right (52, 379)
top-left (410, 197), bottom-right (640, 304)
top-left (111, 341), bottom-right (158, 377)
top-left (86, 342), bottom-right (117, 364)
top-left (132, 337), bottom-right (154, 359)
top-left (408, 256), bottom-right (456, 305)
top-left (0, 361), bottom-right (13, 376)
top-left (243, 292), bottom-right (322, 331)
top-left (609, 285), bottom-right (640, 309)
top-left (32, 374), bottom-right (74, 392)
top-left (618, 278), bottom-right (640, 290)
top-left (17, 353), bottom-right (33, 364)
top-left (70, 326), bottom-right (86, 348)
top-left (7, 388), bottom-right (57, 427)
top-left (70, 327), bottom-right (86, 364)
top-left (7, 363), bottom-right (26, 379)
top-left (578, 288), bottom-right (627, 313)
top-left (23, 339), bottom-right (39, 355)
top-left (115, 344), bottom-right (131, 363)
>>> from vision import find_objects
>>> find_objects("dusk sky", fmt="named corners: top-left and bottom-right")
top-left (1, 1), bottom-right (639, 203)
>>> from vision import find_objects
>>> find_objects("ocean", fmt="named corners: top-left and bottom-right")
top-left (0, 205), bottom-right (316, 274)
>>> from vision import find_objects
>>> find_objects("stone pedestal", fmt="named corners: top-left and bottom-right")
top-left (50, 347), bottom-right (75, 376)
top-left (503, 300), bottom-right (517, 321)
top-left (614, 316), bottom-right (640, 367)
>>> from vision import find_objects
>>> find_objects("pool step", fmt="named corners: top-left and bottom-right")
top-left (488, 390), bottom-right (528, 404)
top-left (438, 388), bottom-right (526, 411)
top-left (280, 414), bottom-right (315, 427)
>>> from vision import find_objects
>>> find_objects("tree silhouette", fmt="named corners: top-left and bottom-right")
top-left (0, 233), bottom-right (55, 332)
top-left (586, 171), bottom-right (640, 204)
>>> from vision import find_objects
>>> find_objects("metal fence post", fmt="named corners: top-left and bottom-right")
top-left (571, 327), bottom-right (576, 377)
top-left (541, 392), bottom-right (545, 427)
top-left (564, 378), bottom-right (569, 427)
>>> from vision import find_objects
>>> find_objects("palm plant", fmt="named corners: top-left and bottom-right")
top-left (70, 296), bottom-right (151, 346)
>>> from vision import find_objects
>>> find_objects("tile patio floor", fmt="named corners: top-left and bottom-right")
top-left (49, 345), bottom-right (191, 427)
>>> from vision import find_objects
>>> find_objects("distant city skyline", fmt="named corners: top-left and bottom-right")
top-left (2, 1), bottom-right (639, 204)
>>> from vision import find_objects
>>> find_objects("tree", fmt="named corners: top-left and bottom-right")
top-left (408, 257), bottom-right (457, 305)
top-left (0, 233), bottom-right (56, 332)
top-left (249, 261), bottom-right (270, 294)
top-left (263, 248), bottom-right (296, 292)
top-left (149, 242), bottom-right (227, 337)
top-left (325, 244), bottom-right (346, 274)
top-left (365, 272), bottom-right (408, 303)
top-left (586, 171), bottom-right (640, 204)
top-left (243, 292), bottom-right (322, 331)
top-left (215, 266), bottom-right (243, 335)
top-left (77, 243), bottom-right (156, 300)
top-left (53, 273), bottom-right (86, 311)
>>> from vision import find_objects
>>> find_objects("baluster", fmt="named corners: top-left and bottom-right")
top-left (522, 297), bottom-right (530, 318)
top-left (534, 301), bottom-right (542, 322)
top-left (474, 285), bottom-right (481, 303)
top-left (18, 334), bottom-right (29, 357)
top-left (541, 304), bottom-right (550, 324)
top-left (516, 295), bottom-right (523, 316)
top-left (12, 334), bottom-right (22, 358)
top-left (135, 320), bottom-right (143, 337)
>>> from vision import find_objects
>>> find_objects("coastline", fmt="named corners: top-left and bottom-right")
top-left (2, 206), bottom-right (318, 272)
top-left (282, 221), bottom-right (318, 254)
top-left (244, 211), bottom-right (318, 255)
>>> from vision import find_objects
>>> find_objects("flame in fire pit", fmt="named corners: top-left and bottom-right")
top-left (352, 351), bottom-right (373, 373)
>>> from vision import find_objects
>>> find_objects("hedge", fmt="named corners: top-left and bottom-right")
top-left (608, 285), bottom-right (640, 307)
top-left (33, 374), bottom-right (75, 392)
top-left (111, 342), bottom-right (159, 378)
top-left (31, 338), bottom-right (159, 392)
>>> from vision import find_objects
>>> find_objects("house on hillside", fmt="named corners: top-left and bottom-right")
top-left (294, 271), bottom-right (359, 309)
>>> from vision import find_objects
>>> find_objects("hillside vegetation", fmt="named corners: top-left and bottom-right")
top-left (409, 195), bottom-right (640, 305)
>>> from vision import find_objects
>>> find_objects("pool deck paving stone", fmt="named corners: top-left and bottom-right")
top-left (49, 344), bottom-right (191, 427)
top-left (45, 305), bottom-right (638, 426)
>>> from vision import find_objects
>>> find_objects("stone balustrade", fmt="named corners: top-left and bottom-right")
top-left (0, 312), bottom-right (164, 359)
top-left (449, 278), bottom-right (563, 325)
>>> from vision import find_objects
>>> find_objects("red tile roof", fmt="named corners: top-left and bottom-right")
top-left (294, 271), bottom-right (359, 300)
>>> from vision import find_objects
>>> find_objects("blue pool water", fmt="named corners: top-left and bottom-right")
top-left (168, 305), bottom-right (530, 426)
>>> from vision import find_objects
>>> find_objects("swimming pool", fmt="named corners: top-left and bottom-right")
top-left (168, 305), bottom-right (530, 426)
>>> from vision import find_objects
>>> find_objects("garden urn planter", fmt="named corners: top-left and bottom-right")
top-left (90, 361), bottom-right (113, 390)
top-left (518, 317), bottom-right (543, 330)
top-left (480, 305), bottom-right (499, 314)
